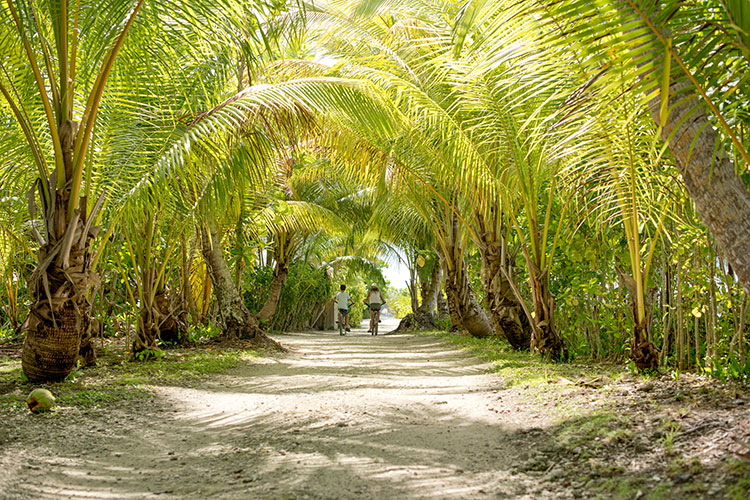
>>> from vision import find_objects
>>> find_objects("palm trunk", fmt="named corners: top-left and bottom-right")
top-left (440, 214), bottom-right (493, 338)
top-left (417, 263), bottom-right (441, 316)
top-left (436, 288), bottom-right (450, 321)
top-left (660, 259), bottom-right (672, 365)
top-left (478, 233), bottom-right (530, 350)
top-left (133, 266), bottom-right (161, 357)
top-left (441, 258), bottom-right (492, 337)
top-left (200, 222), bottom-right (276, 348)
top-left (181, 234), bottom-right (199, 326)
top-left (635, 15), bottom-right (750, 292)
top-left (614, 266), bottom-right (659, 370)
top-left (22, 122), bottom-right (98, 382)
top-left (630, 309), bottom-right (659, 371)
top-left (526, 261), bottom-right (566, 360)
top-left (132, 215), bottom-right (161, 357)
top-left (256, 236), bottom-right (292, 322)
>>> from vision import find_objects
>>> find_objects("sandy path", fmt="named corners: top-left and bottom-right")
top-left (1, 322), bottom-right (548, 500)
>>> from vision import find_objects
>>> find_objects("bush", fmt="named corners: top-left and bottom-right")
top-left (244, 263), bottom-right (333, 331)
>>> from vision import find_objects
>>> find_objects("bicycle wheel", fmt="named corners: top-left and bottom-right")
top-left (372, 313), bottom-right (378, 335)
top-left (338, 312), bottom-right (345, 336)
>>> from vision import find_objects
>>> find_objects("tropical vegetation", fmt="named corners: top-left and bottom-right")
top-left (1, 0), bottom-right (749, 383)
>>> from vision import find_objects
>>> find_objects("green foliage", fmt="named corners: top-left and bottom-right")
top-left (430, 330), bottom-right (625, 388)
top-left (273, 263), bottom-right (334, 331)
top-left (0, 327), bottom-right (18, 344)
top-left (186, 324), bottom-right (223, 343)
top-left (557, 412), bottom-right (634, 450)
top-left (244, 265), bottom-right (275, 314)
top-left (703, 355), bottom-right (750, 382)
top-left (245, 263), bottom-right (334, 331)
top-left (391, 288), bottom-right (412, 319)
top-left (133, 348), bottom-right (165, 362)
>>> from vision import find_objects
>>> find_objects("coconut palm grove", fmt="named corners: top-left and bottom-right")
top-left (1, 0), bottom-right (750, 498)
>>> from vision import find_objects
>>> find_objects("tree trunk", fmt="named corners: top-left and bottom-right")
top-left (526, 260), bottom-right (567, 360)
top-left (660, 259), bottom-right (672, 365)
top-left (478, 234), bottom-right (531, 350)
top-left (637, 20), bottom-right (750, 292)
top-left (22, 121), bottom-right (98, 382)
top-left (615, 266), bottom-right (659, 370)
top-left (133, 267), bottom-right (161, 358)
top-left (417, 262), bottom-right (441, 316)
top-left (200, 222), bottom-right (277, 348)
top-left (436, 288), bottom-right (449, 322)
top-left (181, 234), bottom-right (199, 327)
top-left (256, 236), bottom-right (292, 322)
top-left (155, 287), bottom-right (187, 345)
top-left (630, 312), bottom-right (659, 371)
top-left (440, 215), bottom-right (493, 338)
top-left (676, 256), bottom-right (685, 370)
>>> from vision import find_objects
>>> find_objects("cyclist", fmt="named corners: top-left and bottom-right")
top-left (334, 284), bottom-right (353, 332)
top-left (364, 283), bottom-right (386, 333)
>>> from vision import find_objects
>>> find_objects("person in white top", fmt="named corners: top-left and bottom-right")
top-left (364, 283), bottom-right (386, 333)
top-left (334, 284), bottom-right (353, 332)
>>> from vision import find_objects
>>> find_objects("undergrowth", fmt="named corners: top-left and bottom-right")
top-left (427, 330), bottom-right (626, 387)
top-left (0, 345), bottom-right (258, 414)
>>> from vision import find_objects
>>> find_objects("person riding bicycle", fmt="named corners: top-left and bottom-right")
top-left (334, 284), bottom-right (353, 332)
top-left (364, 283), bottom-right (386, 333)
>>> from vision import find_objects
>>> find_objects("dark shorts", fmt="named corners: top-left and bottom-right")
top-left (368, 303), bottom-right (381, 311)
top-left (338, 308), bottom-right (349, 316)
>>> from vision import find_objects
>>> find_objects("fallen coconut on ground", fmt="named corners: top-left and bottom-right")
top-left (27, 388), bottom-right (55, 413)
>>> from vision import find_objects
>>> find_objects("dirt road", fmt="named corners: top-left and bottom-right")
top-left (1, 321), bottom-right (555, 499)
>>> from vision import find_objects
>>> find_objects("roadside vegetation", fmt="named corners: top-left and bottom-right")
top-left (0, 3), bottom-right (749, 495)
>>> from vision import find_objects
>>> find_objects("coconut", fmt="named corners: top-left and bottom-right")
top-left (27, 388), bottom-right (55, 413)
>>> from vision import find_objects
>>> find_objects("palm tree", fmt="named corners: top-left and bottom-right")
top-left (299, 0), bottom-right (537, 342)
top-left (467, 0), bottom-right (750, 291)
top-left (1, 0), bottom-right (149, 380)
top-left (561, 92), bottom-right (677, 369)
top-left (0, 0), bottom-right (282, 380)
top-left (112, 202), bottom-right (187, 358)
top-left (255, 167), bottom-right (351, 322)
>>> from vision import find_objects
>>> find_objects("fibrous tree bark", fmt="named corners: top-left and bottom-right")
top-left (440, 213), bottom-right (493, 338)
top-left (22, 122), bottom-right (99, 381)
top-left (256, 232), bottom-right (294, 322)
top-left (200, 222), bottom-right (277, 348)
top-left (436, 289), bottom-right (449, 322)
top-left (475, 212), bottom-right (530, 350)
top-left (133, 266), bottom-right (161, 357)
top-left (521, 244), bottom-right (567, 360)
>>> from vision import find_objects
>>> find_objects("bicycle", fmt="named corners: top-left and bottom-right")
top-left (367, 303), bottom-right (384, 335)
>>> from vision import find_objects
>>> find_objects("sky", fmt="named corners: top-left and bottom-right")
top-left (383, 259), bottom-right (410, 290)
top-left (381, 247), bottom-right (410, 289)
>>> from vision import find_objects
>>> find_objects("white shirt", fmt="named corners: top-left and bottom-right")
top-left (335, 291), bottom-right (350, 309)
top-left (367, 290), bottom-right (384, 305)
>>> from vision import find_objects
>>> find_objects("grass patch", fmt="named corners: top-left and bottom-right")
top-left (593, 477), bottom-right (672, 500)
top-left (0, 345), bottom-right (259, 413)
top-left (726, 478), bottom-right (750, 500)
top-left (426, 330), bottom-right (626, 388)
top-left (556, 411), bottom-right (634, 449)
